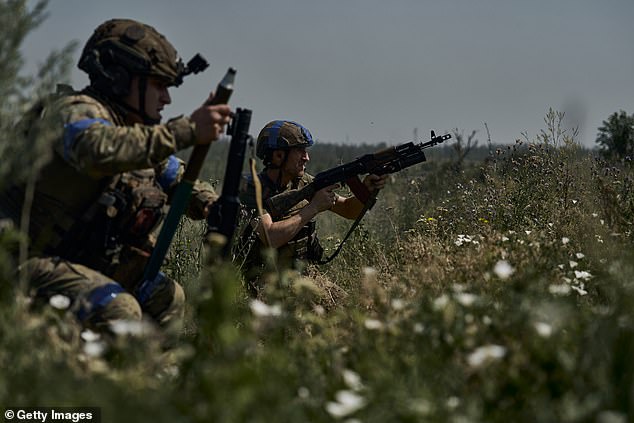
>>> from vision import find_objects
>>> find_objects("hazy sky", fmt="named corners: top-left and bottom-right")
top-left (22, 0), bottom-right (634, 148)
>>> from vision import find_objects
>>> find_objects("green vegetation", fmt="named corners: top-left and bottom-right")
top-left (2, 2), bottom-right (634, 422)
top-left (596, 110), bottom-right (634, 161)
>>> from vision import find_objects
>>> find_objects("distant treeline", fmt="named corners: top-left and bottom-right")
top-left (188, 139), bottom-right (596, 187)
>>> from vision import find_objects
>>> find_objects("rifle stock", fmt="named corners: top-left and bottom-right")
top-left (265, 131), bottom-right (451, 219)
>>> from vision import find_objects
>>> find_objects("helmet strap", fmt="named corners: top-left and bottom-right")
top-left (136, 76), bottom-right (159, 125)
top-left (264, 150), bottom-right (290, 188)
top-left (113, 75), bottom-right (159, 125)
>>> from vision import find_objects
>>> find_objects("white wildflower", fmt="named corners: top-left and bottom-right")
top-left (83, 341), bottom-right (106, 358)
top-left (525, 230), bottom-right (532, 235)
top-left (571, 284), bottom-right (588, 296)
top-left (362, 266), bottom-right (377, 279)
top-left (534, 322), bottom-right (553, 338)
top-left (576, 252), bottom-right (585, 259)
top-left (562, 237), bottom-right (570, 245)
top-left (109, 319), bottom-right (153, 336)
top-left (49, 294), bottom-right (71, 310)
top-left (364, 319), bottom-right (383, 330)
top-left (391, 298), bottom-right (405, 311)
top-left (493, 260), bottom-right (514, 280)
top-left (408, 398), bottom-right (434, 416)
top-left (433, 294), bottom-right (450, 310)
top-left (596, 410), bottom-right (627, 423)
top-left (160, 365), bottom-right (179, 379)
top-left (80, 329), bottom-right (101, 342)
top-left (455, 234), bottom-right (474, 246)
top-left (574, 270), bottom-right (593, 281)
top-left (342, 369), bottom-right (365, 391)
top-left (549, 284), bottom-right (571, 296)
top-left (482, 315), bottom-right (492, 325)
top-left (249, 299), bottom-right (282, 317)
top-left (446, 396), bottom-right (461, 409)
top-left (572, 199), bottom-right (578, 204)
top-left (501, 236), bottom-right (509, 242)
top-left (569, 260), bottom-right (578, 269)
top-left (325, 390), bottom-right (366, 418)
top-left (467, 344), bottom-right (507, 368)
top-left (455, 293), bottom-right (478, 307)
top-left (413, 323), bottom-right (425, 334)
top-left (452, 283), bottom-right (466, 292)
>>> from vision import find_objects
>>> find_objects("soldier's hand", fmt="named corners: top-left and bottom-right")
top-left (310, 184), bottom-right (339, 213)
top-left (363, 174), bottom-right (388, 193)
top-left (190, 100), bottom-right (232, 145)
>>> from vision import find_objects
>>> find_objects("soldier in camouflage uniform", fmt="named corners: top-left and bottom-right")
top-left (238, 120), bottom-right (387, 295)
top-left (0, 19), bottom-right (232, 330)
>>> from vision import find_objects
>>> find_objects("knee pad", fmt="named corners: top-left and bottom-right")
top-left (77, 284), bottom-right (142, 328)
top-left (135, 272), bottom-right (185, 325)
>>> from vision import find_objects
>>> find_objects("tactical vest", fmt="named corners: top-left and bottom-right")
top-left (236, 171), bottom-right (324, 273)
top-left (0, 86), bottom-right (171, 290)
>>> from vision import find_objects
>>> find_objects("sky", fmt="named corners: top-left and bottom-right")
top-left (21, 0), bottom-right (634, 148)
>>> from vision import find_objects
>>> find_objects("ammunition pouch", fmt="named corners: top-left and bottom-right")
top-left (286, 220), bottom-right (323, 263)
top-left (55, 170), bottom-right (167, 281)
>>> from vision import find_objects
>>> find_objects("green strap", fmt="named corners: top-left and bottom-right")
top-left (143, 180), bottom-right (194, 281)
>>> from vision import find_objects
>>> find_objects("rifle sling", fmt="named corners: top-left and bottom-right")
top-left (317, 192), bottom-right (377, 265)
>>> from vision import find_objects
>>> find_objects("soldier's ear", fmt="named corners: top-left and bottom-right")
top-left (271, 150), bottom-right (285, 165)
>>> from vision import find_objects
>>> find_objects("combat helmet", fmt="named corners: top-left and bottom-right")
top-left (256, 120), bottom-right (314, 166)
top-left (79, 18), bottom-right (208, 97)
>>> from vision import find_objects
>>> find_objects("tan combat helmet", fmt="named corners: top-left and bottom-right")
top-left (256, 120), bottom-right (314, 166)
top-left (79, 18), bottom-right (207, 97)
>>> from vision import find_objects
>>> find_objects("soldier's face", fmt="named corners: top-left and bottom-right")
top-left (282, 147), bottom-right (310, 178)
top-left (124, 76), bottom-right (172, 121)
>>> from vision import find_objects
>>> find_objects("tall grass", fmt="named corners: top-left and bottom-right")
top-left (2, 3), bottom-right (634, 419)
top-left (2, 105), bottom-right (633, 422)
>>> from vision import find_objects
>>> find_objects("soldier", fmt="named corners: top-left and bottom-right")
top-left (0, 19), bottom-right (232, 330)
top-left (237, 120), bottom-right (387, 295)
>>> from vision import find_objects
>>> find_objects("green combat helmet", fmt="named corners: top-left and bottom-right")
top-left (256, 120), bottom-right (314, 166)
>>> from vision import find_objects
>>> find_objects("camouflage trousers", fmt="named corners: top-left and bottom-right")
top-left (19, 256), bottom-right (185, 331)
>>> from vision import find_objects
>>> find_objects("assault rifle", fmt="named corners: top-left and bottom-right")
top-left (206, 108), bottom-right (252, 257)
top-left (265, 131), bottom-right (452, 220)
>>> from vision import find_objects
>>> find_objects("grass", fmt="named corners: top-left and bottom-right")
top-left (1, 110), bottom-right (634, 422)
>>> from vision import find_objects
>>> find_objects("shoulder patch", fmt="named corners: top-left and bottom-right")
top-left (63, 118), bottom-right (112, 161)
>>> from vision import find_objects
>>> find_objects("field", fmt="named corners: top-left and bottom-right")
top-left (1, 109), bottom-right (634, 422)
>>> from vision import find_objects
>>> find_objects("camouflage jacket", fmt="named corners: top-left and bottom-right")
top-left (0, 86), bottom-right (217, 261)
